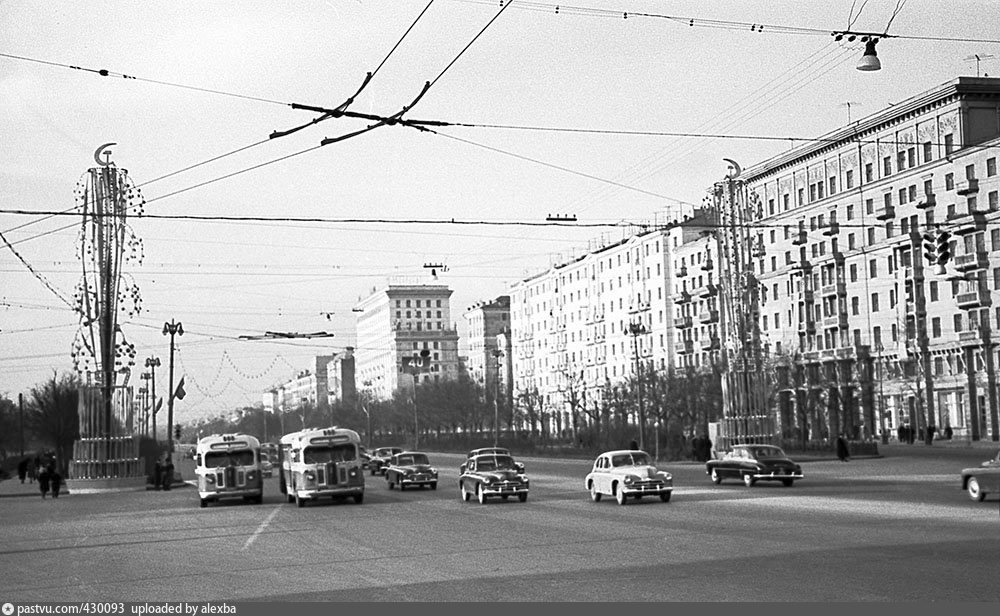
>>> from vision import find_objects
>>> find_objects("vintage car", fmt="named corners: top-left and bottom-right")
top-left (585, 450), bottom-right (673, 505)
top-left (706, 444), bottom-right (803, 487)
top-left (960, 449), bottom-right (1000, 501)
top-left (259, 451), bottom-right (275, 478)
top-left (385, 451), bottom-right (438, 490)
top-left (459, 453), bottom-right (529, 504)
top-left (369, 446), bottom-right (404, 475)
top-left (458, 447), bottom-right (524, 474)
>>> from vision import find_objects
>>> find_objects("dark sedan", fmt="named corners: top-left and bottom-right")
top-left (960, 449), bottom-right (1000, 501)
top-left (369, 447), bottom-right (404, 476)
top-left (459, 453), bottom-right (529, 504)
top-left (706, 444), bottom-right (803, 487)
top-left (385, 451), bottom-right (438, 491)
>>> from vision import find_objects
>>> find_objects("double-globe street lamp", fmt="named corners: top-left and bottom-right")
top-left (162, 320), bottom-right (183, 454)
top-left (625, 321), bottom-right (647, 451)
top-left (144, 356), bottom-right (160, 441)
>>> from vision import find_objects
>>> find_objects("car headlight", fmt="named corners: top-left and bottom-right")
top-left (623, 475), bottom-right (637, 485)
top-left (304, 471), bottom-right (315, 481)
top-left (247, 471), bottom-right (256, 481)
top-left (659, 472), bottom-right (672, 481)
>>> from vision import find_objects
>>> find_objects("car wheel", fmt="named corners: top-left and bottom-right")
top-left (781, 478), bottom-right (794, 487)
top-left (518, 492), bottom-right (528, 503)
top-left (615, 484), bottom-right (627, 506)
top-left (589, 481), bottom-right (602, 502)
top-left (743, 473), bottom-right (756, 488)
top-left (710, 468), bottom-right (722, 485)
top-left (295, 492), bottom-right (305, 508)
top-left (353, 492), bottom-right (364, 504)
top-left (967, 477), bottom-right (986, 502)
top-left (461, 482), bottom-right (470, 502)
top-left (199, 498), bottom-right (208, 508)
top-left (660, 492), bottom-right (671, 503)
top-left (399, 483), bottom-right (406, 492)
top-left (430, 482), bottom-right (437, 490)
top-left (477, 484), bottom-right (487, 504)
top-left (387, 477), bottom-right (394, 489)
top-left (501, 494), bottom-right (509, 500)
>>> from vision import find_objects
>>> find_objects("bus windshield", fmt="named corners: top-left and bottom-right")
top-left (204, 450), bottom-right (255, 467)
top-left (303, 444), bottom-right (357, 464)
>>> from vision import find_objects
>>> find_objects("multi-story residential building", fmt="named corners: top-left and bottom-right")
top-left (327, 347), bottom-right (356, 406)
top-left (354, 281), bottom-right (461, 401)
top-left (509, 223), bottom-right (688, 435)
top-left (741, 76), bottom-right (1000, 442)
top-left (464, 296), bottom-right (510, 401)
top-left (266, 355), bottom-right (336, 413)
top-left (668, 211), bottom-right (723, 371)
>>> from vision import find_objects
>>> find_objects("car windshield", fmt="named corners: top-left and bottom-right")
top-left (397, 454), bottom-right (429, 465)
top-left (477, 455), bottom-right (516, 471)
top-left (611, 452), bottom-right (650, 467)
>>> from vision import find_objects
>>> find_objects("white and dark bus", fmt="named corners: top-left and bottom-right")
top-left (194, 433), bottom-right (264, 507)
top-left (279, 427), bottom-right (365, 507)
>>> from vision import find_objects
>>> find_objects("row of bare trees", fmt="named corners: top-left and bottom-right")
top-left (0, 372), bottom-right (80, 475)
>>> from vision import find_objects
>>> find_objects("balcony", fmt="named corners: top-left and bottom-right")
top-left (956, 290), bottom-right (991, 309)
top-left (956, 178), bottom-right (979, 195)
top-left (798, 289), bottom-right (815, 303)
top-left (835, 344), bottom-right (868, 359)
top-left (700, 284), bottom-right (718, 299)
top-left (677, 340), bottom-right (694, 355)
top-left (959, 329), bottom-right (983, 347)
top-left (915, 192), bottom-right (936, 209)
top-left (792, 229), bottom-right (808, 245)
top-left (821, 282), bottom-right (846, 297)
top-left (702, 258), bottom-right (714, 272)
top-left (821, 218), bottom-right (840, 236)
top-left (674, 315), bottom-right (693, 329)
top-left (791, 258), bottom-right (812, 273)
top-left (902, 266), bottom-right (924, 282)
top-left (905, 300), bottom-right (926, 317)
top-left (700, 337), bottom-right (720, 351)
top-left (676, 265), bottom-right (688, 278)
top-left (953, 251), bottom-right (989, 273)
top-left (674, 290), bottom-right (691, 304)
top-left (822, 313), bottom-right (849, 329)
top-left (699, 309), bottom-right (719, 324)
top-left (802, 350), bottom-right (821, 363)
top-left (799, 320), bottom-right (816, 334)
top-left (875, 204), bottom-right (895, 221)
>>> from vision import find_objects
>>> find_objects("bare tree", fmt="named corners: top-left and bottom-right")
top-left (26, 372), bottom-right (80, 475)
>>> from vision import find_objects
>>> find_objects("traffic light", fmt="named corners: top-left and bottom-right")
top-left (174, 425), bottom-right (181, 440)
top-left (935, 230), bottom-right (952, 266)
top-left (922, 231), bottom-right (936, 264)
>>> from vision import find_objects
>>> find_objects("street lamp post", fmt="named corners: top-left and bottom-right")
top-left (403, 350), bottom-right (430, 449)
top-left (361, 380), bottom-right (373, 450)
top-left (876, 343), bottom-right (888, 444)
top-left (625, 321), bottom-right (647, 451)
top-left (145, 356), bottom-right (160, 442)
top-left (162, 320), bottom-right (183, 454)
top-left (492, 349), bottom-right (504, 447)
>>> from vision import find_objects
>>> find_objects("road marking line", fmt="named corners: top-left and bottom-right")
top-left (243, 505), bottom-right (281, 550)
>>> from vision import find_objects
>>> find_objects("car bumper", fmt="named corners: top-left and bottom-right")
top-left (297, 486), bottom-right (364, 499)
top-left (753, 472), bottom-right (803, 480)
top-left (622, 484), bottom-right (672, 496)
top-left (481, 484), bottom-right (528, 496)
top-left (400, 476), bottom-right (437, 486)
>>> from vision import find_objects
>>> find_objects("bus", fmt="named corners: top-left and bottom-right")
top-left (279, 426), bottom-right (365, 507)
top-left (194, 433), bottom-right (264, 508)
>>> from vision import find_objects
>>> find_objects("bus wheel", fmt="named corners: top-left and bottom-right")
top-left (199, 498), bottom-right (208, 508)
top-left (353, 492), bottom-right (364, 504)
top-left (296, 492), bottom-right (305, 508)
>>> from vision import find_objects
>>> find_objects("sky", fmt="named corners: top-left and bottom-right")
top-left (2, 0), bottom-right (999, 425)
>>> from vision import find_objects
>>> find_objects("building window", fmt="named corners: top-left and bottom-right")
top-left (923, 142), bottom-right (933, 163)
top-left (994, 268), bottom-right (1000, 290)
top-left (873, 326), bottom-right (882, 346)
top-left (883, 156), bottom-right (892, 176)
top-left (768, 198), bottom-right (775, 215)
top-left (846, 204), bottom-right (854, 220)
top-left (851, 296), bottom-right (859, 315)
top-left (869, 259), bottom-right (878, 278)
top-left (989, 191), bottom-right (998, 211)
top-left (907, 147), bottom-right (916, 168)
top-left (954, 313), bottom-right (962, 333)
top-left (829, 177), bottom-right (836, 194)
top-left (783, 194), bottom-right (790, 211)
top-left (945, 173), bottom-right (954, 190)
top-left (992, 229), bottom-right (1000, 251)
top-left (867, 227), bottom-right (876, 246)
top-left (848, 233), bottom-right (856, 250)
top-left (865, 162), bottom-right (874, 183)
top-left (987, 157), bottom-right (997, 177)
top-left (897, 151), bottom-right (906, 172)
top-left (899, 187), bottom-right (907, 205)
top-left (944, 133), bottom-right (954, 155)
top-left (797, 188), bottom-right (804, 206)
top-left (850, 263), bottom-right (858, 282)
top-left (846, 169), bottom-right (854, 190)
top-left (871, 293), bottom-right (880, 312)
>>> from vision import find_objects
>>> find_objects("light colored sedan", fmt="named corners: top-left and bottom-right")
top-left (585, 450), bottom-right (673, 505)
top-left (961, 449), bottom-right (1000, 501)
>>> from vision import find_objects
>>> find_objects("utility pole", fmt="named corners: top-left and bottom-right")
top-left (145, 356), bottom-right (160, 442)
top-left (162, 320), bottom-right (183, 454)
top-left (19, 392), bottom-right (24, 457)
top-left (402, 350), bottom-right (430, 449)
top-left (492, 349), bottom-right (504, 447)
top-left (625, 321), bottom-right (647, 451)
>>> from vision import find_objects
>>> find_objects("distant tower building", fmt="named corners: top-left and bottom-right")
top-left (328, 347), bottom-right (357, 406)
top-left (354, 282), bottom-right (460, 400)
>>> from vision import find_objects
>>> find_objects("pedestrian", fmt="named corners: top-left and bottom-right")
top-left (897, 425), bottom-right (904, 443)
top-left (836, 434), bottom-right (850, 462)
top-left (38, 464), bottom-right (50, 499)
top-left (17, 458), bottom-right (28, 484)
top-left (701, 435), bottom-right (713, 462)
top-left (27, 457), bottom-right (37, 483)
top-left (48, 464), bottom-right (62, 498)
top-left (944, 425), bottom-right (953, 440)
top-left (153, 459), bottom-right (162, 490)
top-left (162, 457), bottom-right (174, 491)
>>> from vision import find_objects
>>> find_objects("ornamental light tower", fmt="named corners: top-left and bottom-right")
top-left (68, 143), bottom-right (147, 489)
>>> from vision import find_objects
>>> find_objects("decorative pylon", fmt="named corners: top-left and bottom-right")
top-left (68, 143), bottom-right (147, 490)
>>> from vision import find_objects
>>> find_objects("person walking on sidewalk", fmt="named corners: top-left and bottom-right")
top-left (38, 464), bottom-right (50, 498)
top-left (48, 464), bottom-right (63, 498)
top-left (836, 434), bottom-right (850, 462)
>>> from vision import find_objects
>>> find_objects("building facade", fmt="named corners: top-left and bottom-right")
top-left (740, 76), bottom-right (1000, 442)
top-left (354, 281), bottom-right (461, 401)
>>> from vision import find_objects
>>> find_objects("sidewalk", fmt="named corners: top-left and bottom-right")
top-left (0, 476), bottom-right (68, 498)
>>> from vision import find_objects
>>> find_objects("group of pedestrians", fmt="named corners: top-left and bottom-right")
top-left (16, 455), bottom-right (63, 498)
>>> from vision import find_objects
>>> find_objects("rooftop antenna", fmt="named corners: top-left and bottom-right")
top-left (840, 101), bottom-right (861, 123)
top-left (965, 54), bottom-right (994, 77)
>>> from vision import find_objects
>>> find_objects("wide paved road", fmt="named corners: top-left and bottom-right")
top-left (2, 445), bottom-right (998, 602)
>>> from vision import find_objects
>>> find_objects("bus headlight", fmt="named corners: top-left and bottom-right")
top-left (205, 475), bottom-right (215, 484)
top-left (304, 471), bottom-right (315, 482)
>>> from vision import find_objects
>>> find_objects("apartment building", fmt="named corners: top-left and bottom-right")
top-left (743, 76), bottom-right (1000, 441)
top-left (464, 296), bottom-right (510, 402)
top-left (354, 281), bottom-right (461, 401)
